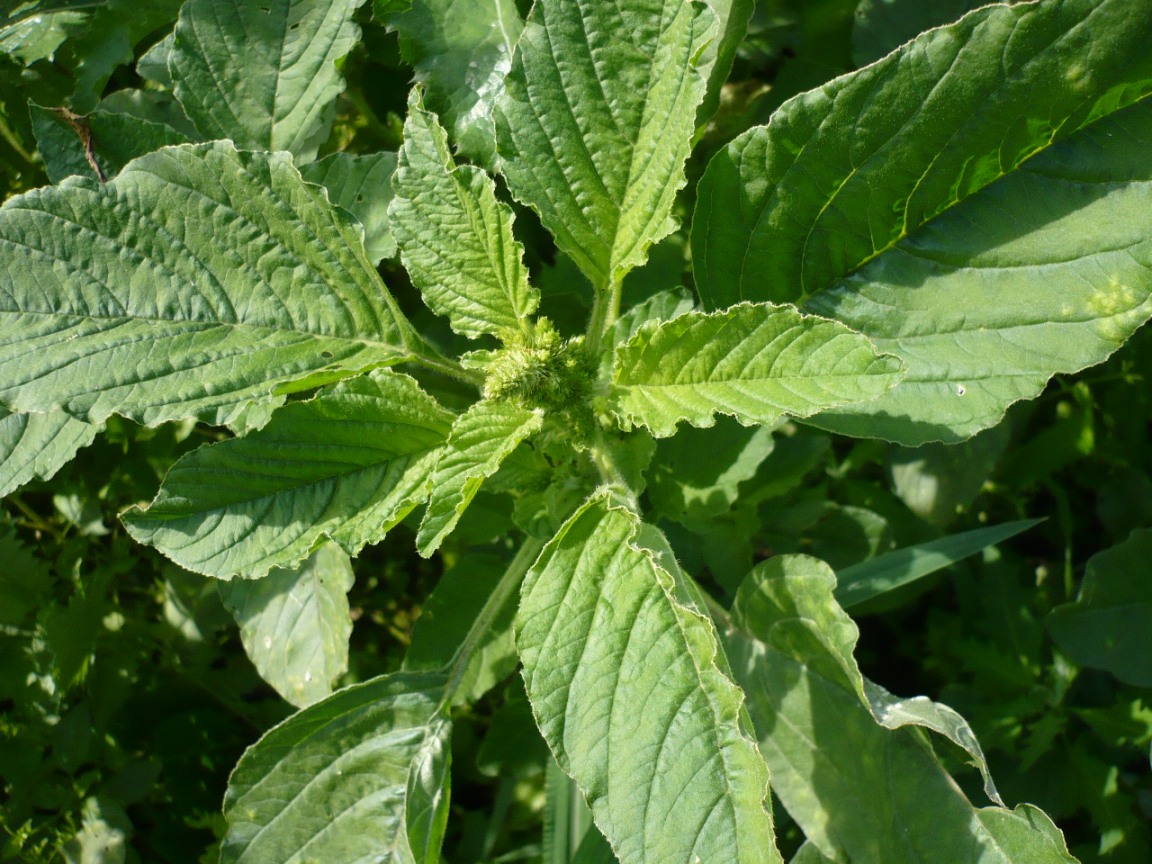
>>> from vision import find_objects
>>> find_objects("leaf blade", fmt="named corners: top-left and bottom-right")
top-left (0, 409), bottom-right (99, 498)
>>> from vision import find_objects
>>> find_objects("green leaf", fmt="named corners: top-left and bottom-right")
top-left (0, 142), bottom-right (418, 428)
top-left (136, 32), bottom-right (173, 87)
top-left (835, 518), bottom-right (1045, 610)
top-left (299, 150), bottom-right (398, 264)
top-left (494, 0), bottom-right (715, 290)
top-left (693, 0), bottom-right (1152, 444)
top-left (391, 89), bottom-right (537, 339)
top-left (0, 409), bottom-right (98, 498)
top-left (851, 0), bottom-right (1025, 67)
top-left (610, 304), bottom-right (903, 438)
top-left (602, 287), bottom-right (695, 378)
top-left (218, 544), bottom-right (356, 708)
top-left (123, 371), bottom-right (452, 579)
top-left (382, 0), bottom-right (522, 163)
top-left (696, 0), bottom-right (754, 127)
top-left (30, 102), bottom-right (191, 183)
top-left (724, 555), bottom-right (1077, 864)
top-left (0, 2), bottom-right (89, 66)
top-left (417, 399), bottom-right (543, 556)
top-left (221, 671), bottom-right (451, 864)
top-left (170, 0), bottom-right (365, 161)
top-left (402, 553), bottom-right (518, 705)
top-left (517, 495), bottom-right (781, 864)
top-left (1047, 527), bottom-right (1152, 687)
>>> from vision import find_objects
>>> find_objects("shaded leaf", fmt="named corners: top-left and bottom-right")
top-left (610, 304), bottom-right (903, 437)
top-left (219, 544), bottom-right (356, 708)
top-left (1047, 527), bottom-right (1152, 687)
top-left (391, 89), bottom-right (537, 339)
top-left (694, 0), bottom-right (1152, 443)
top-left (0, 143), bottom-right (418, 428)
top-left (494, 0), bottom-right (715, 289)
top-left (171, 0), bottom-right (366, 161)
top-left (299, 150), bottom-right (398, 264)
top-left (0, 408), bottom-right (98, 498)
top-left (517, 494), bottom-right (781, 864)
top-left (123, 371), bottom-right (452, 579)
top-left (221, 671), bottom-right (451, 864)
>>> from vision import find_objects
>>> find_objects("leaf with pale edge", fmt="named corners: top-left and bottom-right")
top-left (1047, 527), bottom-right (1152, 687)
top-left (693, 0), bottom-right (1152, 444)
top-left (300, 151), bottom-right (398, 264)
top-left (219, 544), bottom-right (356, 708)
top-left (0, 409), bottom-right (98, 498)
top-left (610, 304), bottom-right (903, 437)
top-left (221, 671), bottom-right (451, 864)
top-left (382, 0), bottom-right (522, 164)
top-left (494, 0), bottom-right (714, 290)
top-left (123, 371), bottom-right (451, 580)
top-left (517, 495), bottom-right (780, 864)
top-left (723, 555), bottom-right (1076, 863)
top-left (171, 0), bottom-right (365, 161)
top-left (417, 399), bottom-right (543, 556)
top-left (0, 142), bottom-right (416, 428)
top-left (391, 90), bottom-right (537, 339)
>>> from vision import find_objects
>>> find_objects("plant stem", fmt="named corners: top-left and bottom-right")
top-left (586, 430), bottom-right (640, 514)
top-left (585, 279), bottom-right (623, 356)
top-left (408, 349), bottom-right (486, 388)
top-left (444, 536), bottom-right (545, 702)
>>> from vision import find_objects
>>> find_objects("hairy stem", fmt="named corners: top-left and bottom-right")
top-left (585, 279), bottom-right (623, 356)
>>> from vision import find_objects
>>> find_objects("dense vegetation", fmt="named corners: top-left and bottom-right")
top-left (1, 0), bottom-right (1149, 862)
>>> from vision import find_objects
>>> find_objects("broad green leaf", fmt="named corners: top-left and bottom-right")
top-left (494, 0), bottom-right (715, 290)
top-left (218, 544), bottom-right (356, 708)
top-left (382, 0), bottom-right (522, 163)
top-left (851, 0), bottom-right (1026, 67)
top-left (0, 1), bottom-right (89, 65)
top-left (0, 142), bottom-right (418, 428)
top-left (693, 0), bottom-right (1152, 444)
top-left (300, 151), bottom-right (397, 265)
top-left (724, 555), bottom-right (1076, 864)
top-left (402, 553), bottom-right (518, 704)
top-left (221, 671), bottom-right (451, 864)
top-left (96, 89), bottom-right (202, 140)
top-left (835, 518), bottom-right (1044, 610)
top-left (1047, 527), bottom-right (1152, 687)
top-left (610, 304), bottom-right (903, 437)
top-left (696, 0), bottom-right (754, 127)
top-left (416, 399), bottom-right (543, 556)
top-left (0, 409), bottom-right (98, 498)
top-left (170, 0), bottom-right (365, 161)
top-left (602, 288), bottom-right (695, 378)
top-left (123, 371), bottom-right (452, 579)
top-left (391, 89), bottom-right (537, 339)
top-left (517, 495), bottom-right (781, 864)
top-left (136, 32), bottom-right (173, 87)
top-left (30, 102), bottom-right (190, 183)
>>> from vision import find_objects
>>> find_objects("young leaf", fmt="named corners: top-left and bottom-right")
top-left (416, 399), bottom-right (544, 556)
top-left (494, 0), bottom-right (715, 290)
top-left (218, 544), bottom-right (356, 708)
top-left (170, 0), bottom-right (365, 162)
top-left (517, 495), bottom-right (781, 864)
top-left (610, 304), bottom-right (903, 437)
top-left (693, 0), bottom-right (1152, 444)
top-left (391, 89), bottom-right (537, 339)
top-left (724, 556), bottom-right (1077, 864)
top-left (1047, 527), bottom-right (1152, 687)
top-left (0, 409), bottom-right (98, 498)
top-left (221, 671), bottom-right (451, 864)
top-left (0, 142), bottom-right (418, 428)
top-left (123, 371), bottom-right (452, 580)
top-left (382, 0), bottom-right (523, 163)
top-left (299, 151), bottom-right (398, 264)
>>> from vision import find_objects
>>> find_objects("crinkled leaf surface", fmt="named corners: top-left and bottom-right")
top-left (171, 0), bottom-right (365, 161)
top-left (494, 0), bottom-right (714, 289)
top-left (694, 0), bottom-right (1152, 444)
top-left (1047, 527), bottom-right (1152, 687)
top-left (123, 371), bottom-right (452, 579)
top-left (222, 671), bottom-right (451, 864)
top-left (723, 555), bottom-right (1077, 863)
top-left (382, 0), bottom-right (522, 164)
top-left (0, 143), bottom-right (417, 428)
top-left (0, 409), bottom-right (98, 498)
top-left (417, 399), bottom-right (543, 556)
top-left (219, 544), bottom-right (356, 708)
top-left (516, 494), bottom-right (780, 864)
top-left (299, 150), bottom-right (398, 264)
top-left (610, 304), bottom-right (903, 437)
top-left (391, 90), bottom-right (537, 339)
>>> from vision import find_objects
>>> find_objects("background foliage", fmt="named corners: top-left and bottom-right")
top-left (0, 0), bottom-right (1149, 862)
